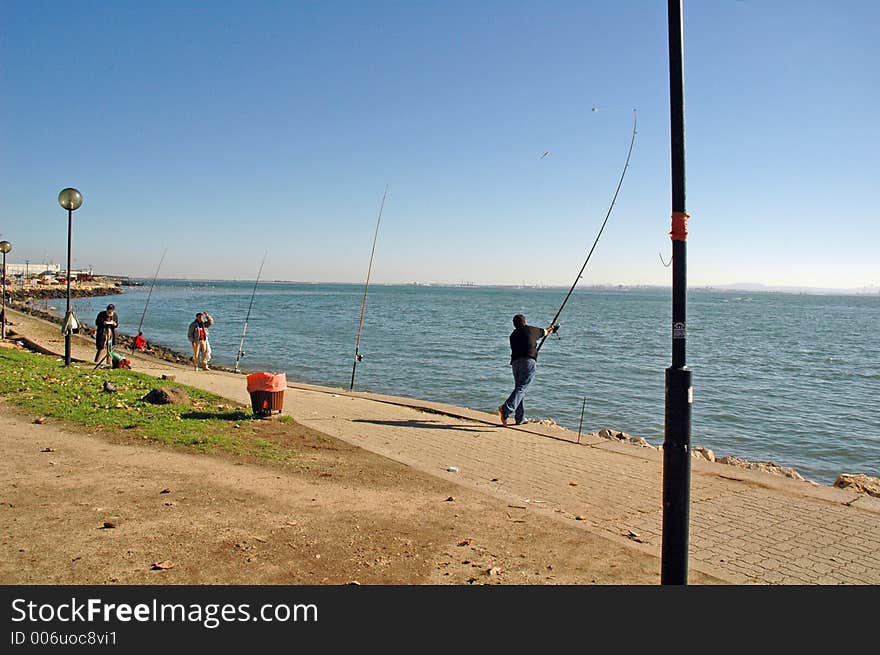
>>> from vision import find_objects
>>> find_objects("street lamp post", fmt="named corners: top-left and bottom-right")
top-left (58, 188), bottom-right (83, 366)
top-left (662, 0), bottom-right (692, 585)
top-left (0, 240), bottom-right (11, 339)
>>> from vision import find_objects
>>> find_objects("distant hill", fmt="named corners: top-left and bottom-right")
top-left (711, 283), bottom-right (879, 295)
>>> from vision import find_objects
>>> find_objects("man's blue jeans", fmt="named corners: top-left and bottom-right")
top-left (501, 357), bottom-right (536, 424)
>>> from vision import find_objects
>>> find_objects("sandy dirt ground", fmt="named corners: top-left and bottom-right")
top-left (0, 401), bottom-right (696, 585)
top-left (0, 313), bottom-right (724, 584)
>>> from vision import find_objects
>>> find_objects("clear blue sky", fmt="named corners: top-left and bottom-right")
top-left (2, 1), bottom-right (878, 289)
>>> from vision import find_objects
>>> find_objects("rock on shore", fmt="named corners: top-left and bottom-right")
top-left (834, 473), bottom-right (880, 498)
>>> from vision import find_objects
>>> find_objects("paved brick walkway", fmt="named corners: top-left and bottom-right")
top-left (275, 386), bottom-right (880, 585)
top-left (7, 308), bottom-right (880, 584)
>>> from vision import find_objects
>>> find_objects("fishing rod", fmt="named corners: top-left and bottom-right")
top-left (349, 184), bottom-right (389, 391)
top-left (131, 248), bottom-right (167, 353)
top-left (537, 108), bottom-right (638, 354)
top-left (234, 250), bottom-right (268, 373)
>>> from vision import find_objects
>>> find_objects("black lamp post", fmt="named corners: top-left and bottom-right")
top-left (662, 0), bottom-right (692, 585)
top-left (58, 187), bottom-right (83, 366)
top-left (0, 240), bottom-right (11, 339)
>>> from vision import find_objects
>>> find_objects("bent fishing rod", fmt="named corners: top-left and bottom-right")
top-left (234, 250), bottom-right (268, 373)
top-left (131, 247), bottom-right (167, 354)
top-left (537, 109), bottom-right (638, 354)
top-left (350, 184), bottom-right (389, 391)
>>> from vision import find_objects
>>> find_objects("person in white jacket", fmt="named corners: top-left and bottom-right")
top-left (187, 311), bottom-right (214, 370)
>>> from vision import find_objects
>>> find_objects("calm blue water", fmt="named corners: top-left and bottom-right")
top-left (62, 281), bottom-right (879, 486)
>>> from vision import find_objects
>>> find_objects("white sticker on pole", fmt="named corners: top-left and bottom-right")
top-left (688, 387), bottom-right (693, 404)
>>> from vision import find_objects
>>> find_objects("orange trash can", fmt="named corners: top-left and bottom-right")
top-left (246, 371), bottom-right (287, 418)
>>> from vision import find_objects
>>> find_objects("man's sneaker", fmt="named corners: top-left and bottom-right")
top-left (497, 406), bottom-right (508, 426)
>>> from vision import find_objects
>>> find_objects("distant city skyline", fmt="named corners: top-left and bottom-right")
top-left (2, 2), bottom-right (877, 291)
top-left (15, 270), bottom-right (874, 297)
top-left (2, 250), bottom-right (878, 295)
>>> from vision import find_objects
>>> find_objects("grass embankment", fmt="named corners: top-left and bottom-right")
top-left (0, 347), bottom-right (297, 464)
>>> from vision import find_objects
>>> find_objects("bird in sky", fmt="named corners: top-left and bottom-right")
top-left (540, 151), bottom-right (551, 159)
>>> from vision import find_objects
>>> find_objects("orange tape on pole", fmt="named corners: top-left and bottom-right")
top-left (669, 211), bottom-right (690, 241)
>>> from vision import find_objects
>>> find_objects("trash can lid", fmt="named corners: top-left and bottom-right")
top-left (246, 371), bottom-right (287, 392)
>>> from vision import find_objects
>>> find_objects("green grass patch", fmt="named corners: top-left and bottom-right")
top-left (0, 347), bottom-right (296, 463)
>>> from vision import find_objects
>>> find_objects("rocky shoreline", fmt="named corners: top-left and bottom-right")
top-left (8, 286), bottom-right (123, 302)
top-left (6, 302), bottom-right (236, 373)
top-left (516, 420), bottom-right (880, 497)
top-left (6, 276), bottom-right (124, 303)
top-left (6, 302), bottom-right (879, 498)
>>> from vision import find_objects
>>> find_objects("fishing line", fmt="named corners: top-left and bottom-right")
top-left (234, 249), bottom-right (268, 373)
top-left (537, 109), bottom-right (638, 354)
top-left (350, 184), bottom-right (389, 391)
top-left (131, 248), bottom-right (167, 353)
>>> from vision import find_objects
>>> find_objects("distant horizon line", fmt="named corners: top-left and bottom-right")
top-left (107, 276), bottom-right (880, 295)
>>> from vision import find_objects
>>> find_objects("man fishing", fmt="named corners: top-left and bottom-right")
top-left (497, 314), bottom-right (558, 426)
top-left (94, 303), bottom-right (118, 364)
top-left (493, 114), bottom-right (636, 425)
